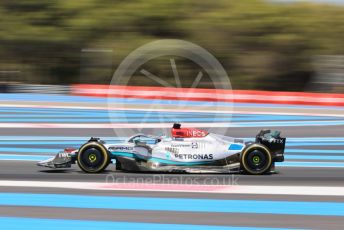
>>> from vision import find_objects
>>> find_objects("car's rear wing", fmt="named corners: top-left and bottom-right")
top-left (255, 130), bottom-right (286, 155)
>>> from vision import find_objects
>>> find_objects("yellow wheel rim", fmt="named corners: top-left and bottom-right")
top-left (89, 154), bottom-right (97, 162)
top-left (253, 156), bottom-right (261, 165)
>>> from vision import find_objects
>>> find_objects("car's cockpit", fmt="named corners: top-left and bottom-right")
top-left (127, 134), bottom-right (162, 144)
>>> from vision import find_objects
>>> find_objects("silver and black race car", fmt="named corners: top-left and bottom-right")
top-left (37, 124), bottom-right (285, 175)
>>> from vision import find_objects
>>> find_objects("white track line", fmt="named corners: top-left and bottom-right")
top-left (1, 180), bottom-right (344, 196)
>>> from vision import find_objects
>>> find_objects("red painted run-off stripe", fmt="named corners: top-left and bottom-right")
top-left (71, 84), bottom-right (344, 106)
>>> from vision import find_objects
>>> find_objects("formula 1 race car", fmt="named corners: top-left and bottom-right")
top-left (37, 124), bottom-right (286, 175)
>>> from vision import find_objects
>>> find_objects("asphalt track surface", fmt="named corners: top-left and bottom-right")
top-left (0, 94), bottom-right (343, 229)
top-left (1, 128), bottom-right (344, 229)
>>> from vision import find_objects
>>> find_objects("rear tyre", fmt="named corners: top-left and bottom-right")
top-left (241, 144), bottom-right (272, 175)
top-left (77, 142), bottom-right (110, 173)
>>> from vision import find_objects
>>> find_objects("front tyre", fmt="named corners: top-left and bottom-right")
top-left (77, 142), bottom-right (110, 173)
top-left (241, 144), bottom-right (272, 175)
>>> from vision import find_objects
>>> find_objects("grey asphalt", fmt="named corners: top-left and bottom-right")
top-left (0, 161), bottom-right (343, 187)
top-left (0, 206), bottom-right (343, 229)
top-left (0, 124), bottom-right (343, 228)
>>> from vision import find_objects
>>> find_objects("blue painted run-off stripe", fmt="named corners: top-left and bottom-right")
top-left (286, 142), bottom-right (344, 146)
top-left (0, 217), bottom-right (292, 230)
top-left (0, 147), bottom-right (60, 153)
top-left (243, 137), bottom-right (344, 142)
top-left (0, 114), bottom-right (339, 122)
top-left (0, 193), bottom-right (343, 216)
top-left (232, 120), bottom-right (344, 127)
top-left (277, 162), bottom-right (344, 168)
top-left (0, 118), bottom-right (330, 123)
top-left (286, 149), bottom-right (344, 154)
top-left (0, 140), bottom-right (343, 146)
top-left (285, 155), bottom-right (344, 160)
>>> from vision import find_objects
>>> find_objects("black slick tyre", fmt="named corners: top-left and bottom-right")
top-left (77, 142), bottom-right (110, 173)
top-left (241, 143), bottom-right (272, 175)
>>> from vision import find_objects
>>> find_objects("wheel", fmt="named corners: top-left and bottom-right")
top-left (241, 143), bottom-right (272, 175)
top-left (77, 142), bottom-right (110, 173)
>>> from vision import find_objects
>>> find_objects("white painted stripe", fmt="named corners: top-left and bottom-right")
top-left (220, 185), bottom-right (344, 196)
top-left (0, 180), bottom-right (344, 196)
